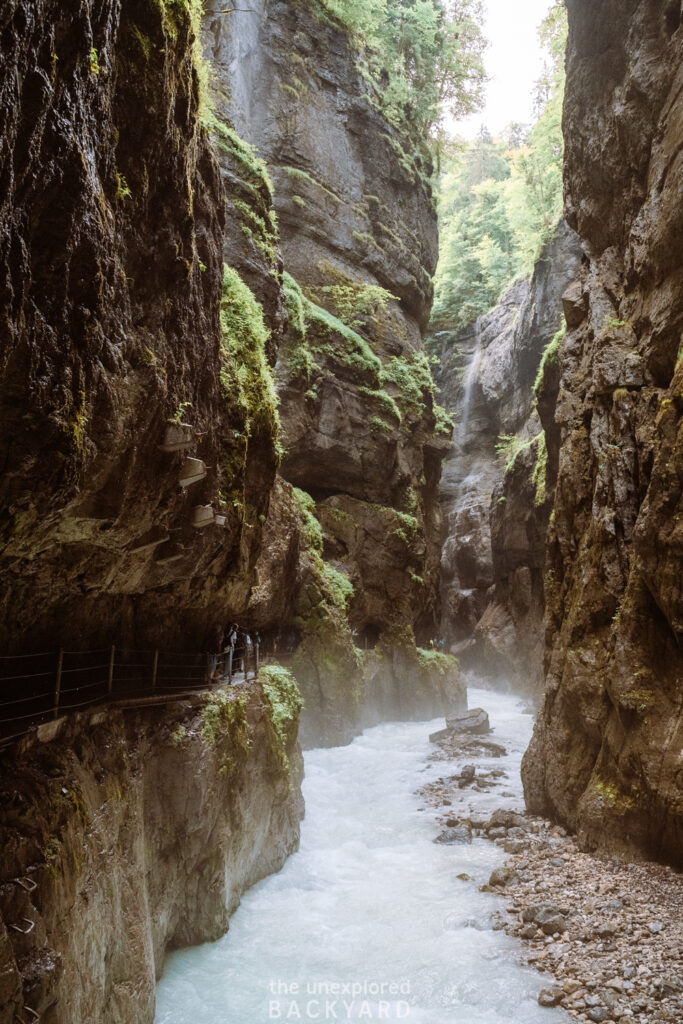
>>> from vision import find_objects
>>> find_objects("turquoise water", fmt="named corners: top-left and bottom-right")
top-left (155, 688), bottom-right (568, 1024)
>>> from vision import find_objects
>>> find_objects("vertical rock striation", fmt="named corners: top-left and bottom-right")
top-left (434, 223), bottom-right (581, 689)
top-left (523, 0), bottom-right (683, 867)
top-left (0, 685), bottom-right (303, 1024)
top-left (0, 0), bottom-right (281, 653)
top-left (204, 0), bottom-right (464, 744)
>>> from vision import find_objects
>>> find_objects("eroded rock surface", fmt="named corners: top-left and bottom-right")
top-left (434, 223), bottom-right (581, 688)
top-left (523, 0), bottom-right (683, 867)
top-left (0, 683), bottom-right (303, 1024)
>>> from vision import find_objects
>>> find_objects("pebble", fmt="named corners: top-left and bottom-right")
top-left (419, 724), bottom-right (683, 1024)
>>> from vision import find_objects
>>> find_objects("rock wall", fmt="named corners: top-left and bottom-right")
top-left (523, 0), bottom-right (683, 867)
top-left (204, 0), bottom-right (463, 743)
top-left (0, 683), bottom-right (303, 1024)
top-left (434, 223), bottom-right (581, 689)
top-left (0, 0), bottom-right (283, 655)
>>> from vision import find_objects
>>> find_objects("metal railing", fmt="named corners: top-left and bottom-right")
top-left (0, 643), bottom-right (261, 748)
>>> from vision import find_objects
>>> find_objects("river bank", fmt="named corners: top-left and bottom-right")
top-left (155, 688), bottom-right (569, 1023)
top-left (423, 692), bottom-right (683, 1024)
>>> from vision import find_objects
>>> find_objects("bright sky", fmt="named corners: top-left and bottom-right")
top-left (448, 0), bottom-right (554, 139)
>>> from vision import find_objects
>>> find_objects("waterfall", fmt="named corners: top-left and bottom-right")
top-left (457, 317), bottom-right (483, 449)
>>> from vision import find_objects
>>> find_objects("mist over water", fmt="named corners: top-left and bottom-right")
top-left (155, 687), bottom-right (568, 1024)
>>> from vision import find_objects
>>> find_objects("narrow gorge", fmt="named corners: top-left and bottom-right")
top-left (0, 0), bottom-right (680, 1022)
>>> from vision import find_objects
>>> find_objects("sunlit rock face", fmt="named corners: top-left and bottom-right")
top-left (523, 0), bottom-right (683, 868)
top-left (434, 222), bottom-right (581, 689)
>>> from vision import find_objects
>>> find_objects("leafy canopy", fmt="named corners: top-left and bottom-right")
top-left (431, 1), bottom-right (567, 332)
top-left (317, 0), bottom-right (486, 143)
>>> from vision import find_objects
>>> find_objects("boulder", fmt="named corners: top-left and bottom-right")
top-left (445, 708), bottom-right (490, 734)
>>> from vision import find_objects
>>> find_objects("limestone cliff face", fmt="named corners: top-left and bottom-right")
top-left (523, 0), bottom-right (683, 867)
top-left (0, 0), bottom-right (281, 655)
top-left (434, 223), bottom-right (581, 689)
top-left (205, 0), bottom-right (462, 744)
top-left (0, 684), bottom-right (303, 1024)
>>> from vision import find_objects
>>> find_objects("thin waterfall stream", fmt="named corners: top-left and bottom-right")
top-left (456, 318), bottom-right (483, 451)
top-left (155, 685), bottom-right (569, 1024)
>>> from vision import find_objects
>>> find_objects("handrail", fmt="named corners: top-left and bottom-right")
top-left (0, 641), bottom-right (269, 749)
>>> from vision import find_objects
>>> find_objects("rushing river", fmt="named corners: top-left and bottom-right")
top-left (155, 687), bottom-right (568, 1024)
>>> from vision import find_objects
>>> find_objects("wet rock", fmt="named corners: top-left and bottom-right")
top-left (446, 708), bottom-right (491, 734)
top-left (488, 867), bottom-right (519, 888)
top-left (521, 0), bottom-right (683, 870)
top-left (460, 764), bottom-right (476, 781)
top-left (434, 823), bottom-right (472, 845)
top-left (538, 988), bottom-right (563, 1008)
top-left (486, 809), bottom-right (528, 831)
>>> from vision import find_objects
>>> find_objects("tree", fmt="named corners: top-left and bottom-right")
top-left (431, 1), bottom-right (568, 331)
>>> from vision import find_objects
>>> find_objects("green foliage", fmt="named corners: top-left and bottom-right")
top-left (261, 665), bottom-right (304, 771)
top-left (495, 433), bottom-right (530, 472)
top-left (380, 352), bottom-right (434, 413)
top-left (431, 2), bottom-right (567, 331)
top-left (322, 563), bottom-right (355, 611)
top-left (201, 691), bottom-right (250, 775)
top-left (89, 47), bottom-right (100, 75)
top-left (115, 172), bottom-right (132, 201)
top-left (293, 487), bottom-right (324, 553)
top-left (416, 647), bottom-right (458, 676)
top-left (532, 432), bottom-right (548, 507)
top-left (434, 402), bottom-right (454, 437)
top-left (318, 281), bottom-right (397, 330)
top-left (219, 265), bottom-right (279, 440)
top-left (214, 122), bottom-right (274, 198)
top-left (534, 318), bottom-right (566, 396)
top-left (313, 0), bottom-right (486, 147)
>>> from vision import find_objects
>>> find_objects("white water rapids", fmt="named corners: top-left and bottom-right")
top-left (155, 687), bottom-right (569, 1024)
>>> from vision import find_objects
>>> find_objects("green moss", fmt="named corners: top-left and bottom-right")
top-left (201, 690), bottom-right (250, 775)
top-left (219, 264), bottom-right (279, 440)
top-left (233, 196), bottom-right (278, 266)
top-left (132, 25), bottom-right (152, 60)
top-left (532, 432), bottom-right (548, 507)
top-left (89, 47), bottom-right (100, 75)
top-left (416, 648), bottom-right (459, 676)
top-left (588, 773), bottom-right (639, 814)
top-left (495, 433), bottom-right (533, 472)
top-left (261, 665), bottom-right (304, 771)
top-left (604, 316), bottom-right (632, 331)
top-left (358, 386), bottom-right (402, 424)
top-left (115, 172), bottom-right (132, 201)
top-left (214, 121), bottom-right (274, 198)
top-left (380, 353), bottom-right (434, 416)
top-left (322, 563), bottom-right (354, 611)
top-left (281, 165), bottom-right (340, 203)
top-left (619, 688), bottom-right (655, 713)
top-left (292, 194), bottom-right (307, 208)
top-left (293, 487), bottom-right (324, 553)
top-left (434, 403), bottom-right (454, 438)
top-left (534, 319), bottom-right (566, 397)
top-left (316, 279), bottom-right (397, 329)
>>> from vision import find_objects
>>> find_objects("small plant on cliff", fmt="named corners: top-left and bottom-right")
top-left (322, 563), bottom-right (355, 612)
top-left (115, 172), bottom-right (132, 201)
top-left (416, 647), bottom-right (458, 677)
top-left (201, 691), bottom-right (250, 776)
top-left (532, 432), bottom-right (548, 507)
top-left (534, 319), bottom-right (566, 398)
top-left (261, 665), bottom-right (304, 772)
top-left (495, 433), bottom-right (530, 472)
top-left (89, 47), bottom-right (100, 75)
top-left (293, 487), bottom-right (324, 553)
